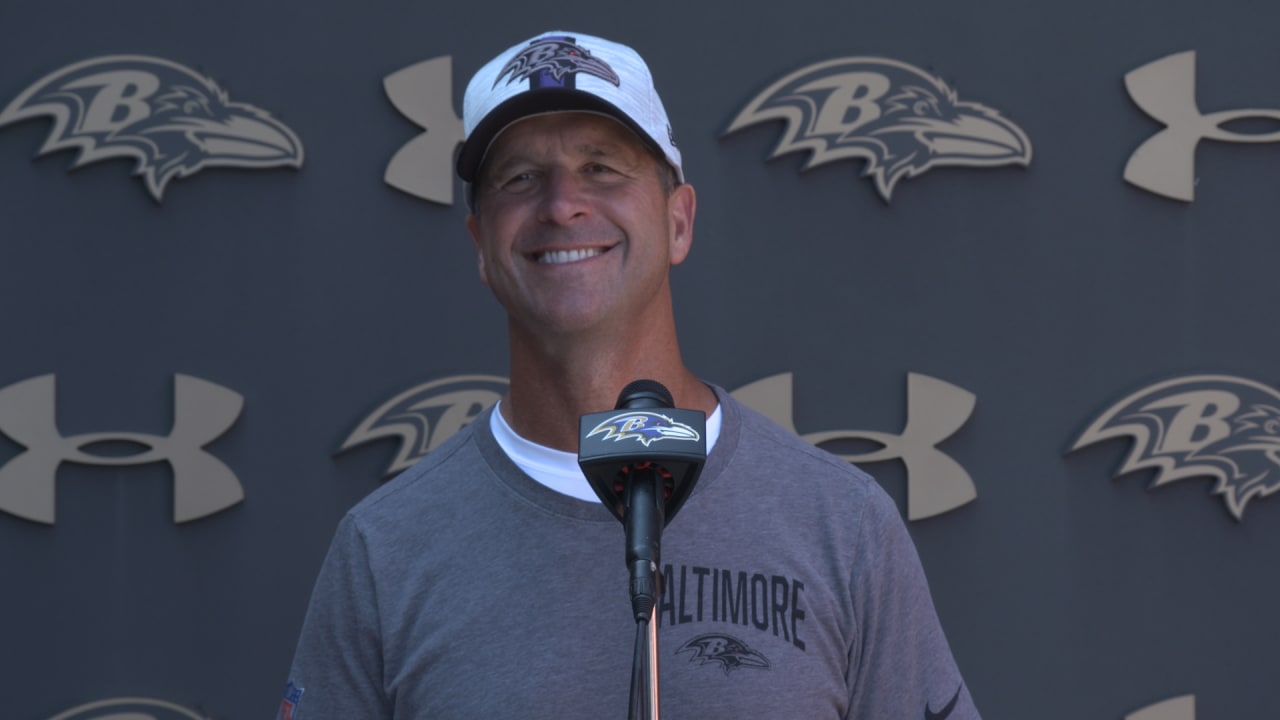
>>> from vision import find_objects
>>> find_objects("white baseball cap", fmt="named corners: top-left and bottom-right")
top-left (456, 31), bottom-right (684, 185)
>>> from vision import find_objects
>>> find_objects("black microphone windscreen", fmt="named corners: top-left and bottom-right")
top-left (615, 379), bottom-right (673, 410)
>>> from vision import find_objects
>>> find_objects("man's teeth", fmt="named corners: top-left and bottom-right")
top-left (538, 248), bottom-right (603, 264)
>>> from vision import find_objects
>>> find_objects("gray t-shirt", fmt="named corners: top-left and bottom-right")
top-left (282, 387), bottom-right (980, 719)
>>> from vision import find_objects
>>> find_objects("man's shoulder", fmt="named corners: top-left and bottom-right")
top-left (345, 416), bottom-right (489, 525)
top-left (723, 391), bottom-right (878, 485)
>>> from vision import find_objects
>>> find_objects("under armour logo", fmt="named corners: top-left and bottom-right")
top-left (731, 372), bottom-right (976, 520)
top-left (384, 56), bottom-right (465, 205)
top-left (1125, 50), bottom-right (1280, 202)
top-left (0, 374), bottom-right (244, 524)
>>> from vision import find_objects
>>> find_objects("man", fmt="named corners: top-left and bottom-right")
top-left (282, 30), bottom-right (980, 719)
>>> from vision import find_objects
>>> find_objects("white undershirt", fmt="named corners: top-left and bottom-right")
top-left (490, 400), bottom-right (722, 501)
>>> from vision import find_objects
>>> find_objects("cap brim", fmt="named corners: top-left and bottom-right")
top-left (456, 87), bottom-right (667, 183)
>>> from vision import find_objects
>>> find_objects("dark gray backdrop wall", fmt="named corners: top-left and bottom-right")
top-left (2, 1), bottom-right (1278, 718)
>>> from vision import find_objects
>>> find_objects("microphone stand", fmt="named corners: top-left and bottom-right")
top-left (626, 463), bottom-right (664, 720)
top-left (577, 380), bottom-right (706, 720)
top-left (630, 609), bottom-right (659, 720)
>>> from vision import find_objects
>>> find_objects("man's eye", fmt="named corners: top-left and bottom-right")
top-left (499, 172), bottom-right (536, 190)
top-left (585, 163), bottom-right (615, 175)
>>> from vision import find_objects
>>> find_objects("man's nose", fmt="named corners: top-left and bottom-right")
top-left (537, 168), bottom-right (590, 224)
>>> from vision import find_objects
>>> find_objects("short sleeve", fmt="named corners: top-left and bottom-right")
top-left (281, 514), bottom-right (392, 720)
top-left (844, 484), bottom-right (981, 719)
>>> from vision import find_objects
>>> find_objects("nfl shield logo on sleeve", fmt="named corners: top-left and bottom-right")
top-left (278, 681), bottom-right (304, 720)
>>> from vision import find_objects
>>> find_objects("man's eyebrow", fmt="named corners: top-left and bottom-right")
top-left (484, 155), bottom-right (525, 178)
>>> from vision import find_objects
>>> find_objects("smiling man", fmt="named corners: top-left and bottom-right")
top-left (464, 110), bottom-right (712, 449)
top-left (281, 31), bottom-right (981, 720)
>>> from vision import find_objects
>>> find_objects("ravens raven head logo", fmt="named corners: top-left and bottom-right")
top-left (586, 411), bottom-right (700, 448)
top-left (495, 37), bottom-right (620, 90)
top-left (725, 57), bottom-right (1031, 202)
top-left (0, 55), bottom-right (303, 202)
top-left (677, 634), bottom-right (770, 675)
top-left (1072, 375), bottom-right (1280, 521)
top-left (339, 375), bottom-right (509, 478)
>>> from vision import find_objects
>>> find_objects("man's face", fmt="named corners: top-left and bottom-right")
top-left (465, 112), bottom-right (694, 337)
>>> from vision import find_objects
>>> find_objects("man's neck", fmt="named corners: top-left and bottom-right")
top-left (500, 321), bottom-right (717, 451)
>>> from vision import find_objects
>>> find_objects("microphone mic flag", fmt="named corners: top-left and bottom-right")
top-left (579, 380), bottom-right (707, 621)
top-left (577, 379), bottom-right (707, 527)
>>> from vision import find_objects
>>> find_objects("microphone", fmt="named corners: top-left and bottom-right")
top-left (578, 380), bottom-right (707, 621)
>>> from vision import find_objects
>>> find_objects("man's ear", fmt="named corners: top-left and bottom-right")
top-left (668, 183), bottom-right (697, 266)
top-left (465, 213), bottom-right (490, 286)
